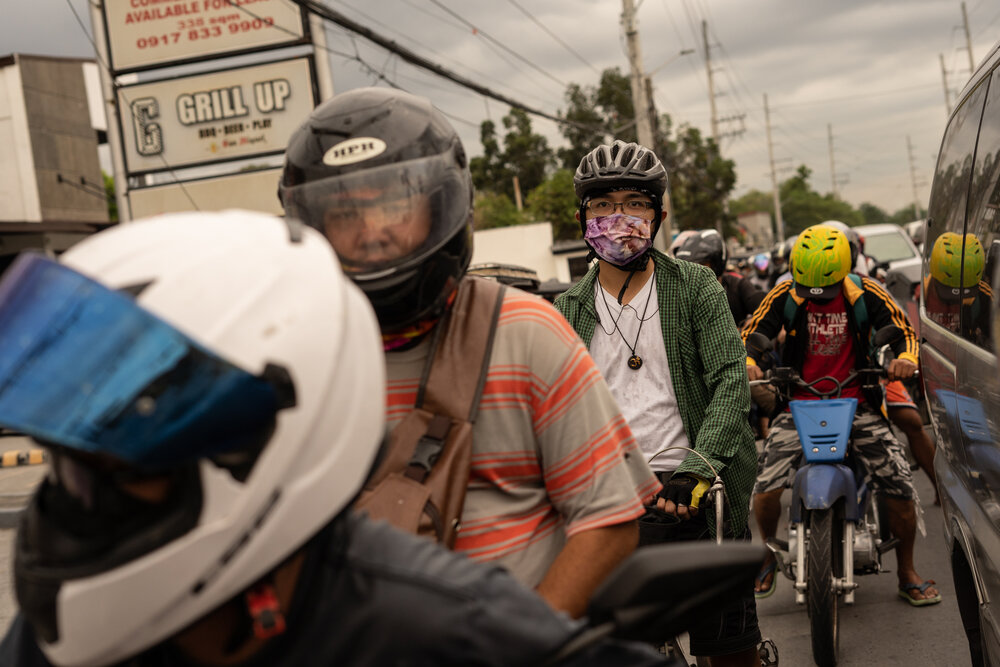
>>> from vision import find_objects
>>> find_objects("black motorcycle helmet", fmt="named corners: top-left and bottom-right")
top-left (279, 88), bottom-right (473, 333)
top-left (770, 236), bottom-right (796, 271)
top-left (674, 229), bottom-right (727, 277)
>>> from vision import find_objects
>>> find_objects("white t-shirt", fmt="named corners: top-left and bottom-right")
top-left (589, 275), bottom-right (691, 473)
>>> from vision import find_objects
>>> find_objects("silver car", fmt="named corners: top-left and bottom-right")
top-left (854, 223), bottom-right (923, 285)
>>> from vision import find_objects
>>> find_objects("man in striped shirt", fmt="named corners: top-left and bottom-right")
top-left (280, 88), bottom-right (658, 618)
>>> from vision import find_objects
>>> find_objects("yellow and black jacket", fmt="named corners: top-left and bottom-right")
top-left (742, 275), bottom-right (919, 409)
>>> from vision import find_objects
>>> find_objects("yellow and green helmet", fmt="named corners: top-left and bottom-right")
top-left (790, 224), bottom-right (852, 299)
top-left (930, 232), bottom-right (984, 289)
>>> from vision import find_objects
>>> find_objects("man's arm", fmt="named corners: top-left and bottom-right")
top-left (861, 276), bottom-right (919, 365)
top-left (526, 297), bottom-right (659, 617)
top-left (674, 273), bottom-right (756, 480)
top-left (535, 521), bottom-right (639, 618)
top-left (739, 276), bottom-right (765, 318)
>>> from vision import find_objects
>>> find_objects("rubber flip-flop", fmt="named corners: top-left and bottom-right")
top-left (898, 579), bottom-right (942, 607)
top-left (754, 560), bottom-right (778, 600)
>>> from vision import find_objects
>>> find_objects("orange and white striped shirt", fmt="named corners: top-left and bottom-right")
top-left (385, 287), bottom-right (659, 587)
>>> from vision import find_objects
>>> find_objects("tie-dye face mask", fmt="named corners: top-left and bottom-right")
top-left (585, 213), bottom-right (653, 266)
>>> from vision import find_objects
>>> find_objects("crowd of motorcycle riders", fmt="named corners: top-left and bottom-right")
top-left (0, 87), bottom-right (944, 666)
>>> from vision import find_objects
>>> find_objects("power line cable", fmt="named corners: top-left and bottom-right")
top-left (657, 0), bottom-right (704, 86)
top-left (772, 82), bottom-right (939, 109)
top-left (283, 1), bottom-right (600, 131)
top-left (504, 0), bottom-right (600, 74)
top-left (330, 1), bottom-right (559, 107)
top-left (424, 0), bottom-right (568, 88)
top-left (398, 0), bottom-right (467, 32)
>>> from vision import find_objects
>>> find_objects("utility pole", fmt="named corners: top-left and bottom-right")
top-left (622, 0), bottom-right (654, 151)
top-left (764, 94), bottom-right (785, 242)
top-left (962, 1), bottom-right (975, 73)
top-left (940, 53), bottom-right (952, 116)
top-left (827, 123), bottom-right (839, 199)
top-left (906, 135), bottom-right (922, 220)
top-left (703, 20), bottom-right (719, 144)
top-left (89, 0), bottom-right (130, 222)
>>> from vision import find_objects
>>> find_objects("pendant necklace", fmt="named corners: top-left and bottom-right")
top-left (598, 277), bottom-right (655, 371)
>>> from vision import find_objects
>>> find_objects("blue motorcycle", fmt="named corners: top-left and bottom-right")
top-left (748, 327), bottom-right (905, 667)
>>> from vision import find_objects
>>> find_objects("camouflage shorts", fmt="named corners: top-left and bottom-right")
top-left (754, 403), bottom-right (915, 499)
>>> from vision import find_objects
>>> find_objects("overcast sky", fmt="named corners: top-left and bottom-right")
top-left (7, 0), bottom-right (1000, 215)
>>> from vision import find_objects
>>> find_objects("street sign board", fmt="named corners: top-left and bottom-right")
top-left (117, 57), bottom-right (315, 174)
top-left (104, 0), bottom-right (306, 72)
top-left (128, 168), bottom-right (284, 218)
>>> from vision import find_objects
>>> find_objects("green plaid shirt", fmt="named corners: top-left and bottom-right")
top-left (554, 249), bottom-right (757, 533)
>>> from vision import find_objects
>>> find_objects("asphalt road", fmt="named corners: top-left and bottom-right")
top-left (751, 467), bottom-right (970, 666)
top-left (0, 437), bottom-right (974, 665)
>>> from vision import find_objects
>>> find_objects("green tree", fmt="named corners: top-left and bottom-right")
top-left (470, 109), bottom-right (553, 203)
top-left (778, 166), bottom-right (861, 235)
top-left (730, 189), bottom-right (774, 218)
top-left (665, 126), bottom-right (736, 235)
top-left (889, 205), bottom-right (926, 224)
top-left (102, 171), bottom-right (117, 223)
top-left (556, 68), bottom-right (635, 170)
top-left (473, 190), bottom-right (525, 231)
top-left (858, 202), bottom-right (889, 226)
top-left (470, 120), bottom-right (507, 196)
top-left (525, 169), bottom-right (580, 241)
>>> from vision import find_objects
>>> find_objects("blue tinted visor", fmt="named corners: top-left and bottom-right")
top-left (0, 253), bottom-right (283, 469)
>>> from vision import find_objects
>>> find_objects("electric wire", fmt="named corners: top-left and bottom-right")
top-left (330, 0), bottom-right (556, 108)
top-left (287, 0), bottom-right (598, 131)
top-left (424, 0), bottom-right (567, 89)
top-left (504, 0), bottom-right (600, 74)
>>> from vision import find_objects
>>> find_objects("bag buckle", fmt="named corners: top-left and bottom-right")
top-left (407, 415), bottom-right (451, 476)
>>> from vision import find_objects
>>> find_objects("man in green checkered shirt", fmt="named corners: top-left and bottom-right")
top-left (554, 141), bottom-right (760, 666)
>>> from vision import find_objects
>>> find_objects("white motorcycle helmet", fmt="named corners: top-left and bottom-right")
top-left (0, 210), bottom-right (385, 666)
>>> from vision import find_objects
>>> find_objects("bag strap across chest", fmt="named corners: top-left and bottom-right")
top-left (404, 277), bottom-right (506, 481)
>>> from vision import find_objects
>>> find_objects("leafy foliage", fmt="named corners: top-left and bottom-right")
top-left (473, 190), bottom-right (525, 231)
top-left (470, 109), bottom-right (554, 203)
top-left (102, 171), bottom-right (117, 222)
top-left (525, 169), bottom-right (580, 240)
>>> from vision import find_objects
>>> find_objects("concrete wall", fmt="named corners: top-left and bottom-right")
top-left (0, 60), bottom-right (38, 222)
top-left (19, 56), bottom-right (108, 223)
top-left (738, 210), bottom-right (774, 250)
top-left (471, 222), bottom-right (585, 282)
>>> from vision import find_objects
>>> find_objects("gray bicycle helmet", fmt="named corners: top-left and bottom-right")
top-left (574, 140), bottom-right (669, 246)
top-left (574, 140), bottom-right (668, 200)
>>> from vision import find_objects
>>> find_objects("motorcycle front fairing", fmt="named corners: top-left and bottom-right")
top-left (788, 397), bottom-right (861, 523)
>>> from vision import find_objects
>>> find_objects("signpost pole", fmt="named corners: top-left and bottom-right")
top-left (89, 0), bottom-right (131, 222)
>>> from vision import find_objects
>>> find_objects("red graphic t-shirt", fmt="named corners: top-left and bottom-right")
top-left (794, 292), bottom-right (862, 401)
top-left (922, 279), bottom-right (961, 333)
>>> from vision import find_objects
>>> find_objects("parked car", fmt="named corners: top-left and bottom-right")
top-left (854, 222), bottom-right (922, 285)
top-left (920, 38), bottom-right (1000, 666)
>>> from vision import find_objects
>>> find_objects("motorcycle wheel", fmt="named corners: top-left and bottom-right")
top-left (807, 506), bottom-right (842, 667)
